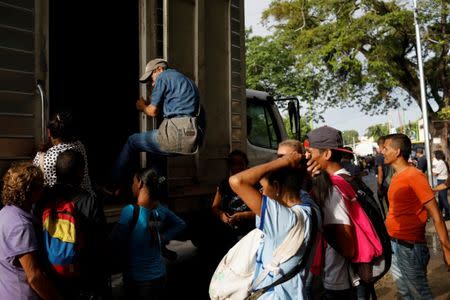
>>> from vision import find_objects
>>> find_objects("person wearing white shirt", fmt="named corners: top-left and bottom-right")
top-left (432, 150), bottom-right (449, 220)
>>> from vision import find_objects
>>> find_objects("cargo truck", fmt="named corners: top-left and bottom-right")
top-left (0, 1), bottom-right (300, 223)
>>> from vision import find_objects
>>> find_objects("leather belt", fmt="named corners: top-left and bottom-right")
top-left (391, 238), bottom-right (426, 249)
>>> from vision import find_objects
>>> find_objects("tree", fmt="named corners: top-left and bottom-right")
top-left (396, 120), bottom-right (420, 141)
top-left (246, 29), bottom-right (323, 122)
top-left (342, 130), bottom-right (359, 146)
top-left (282, 115), bottom-right (311, 141)
top-left (257, 0), bottom-right (449, 155)
top-left (365, 123), bottom-right (390, 142)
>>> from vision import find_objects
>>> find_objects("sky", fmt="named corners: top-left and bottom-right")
top-left (244, 0), bottom-right (423, 138)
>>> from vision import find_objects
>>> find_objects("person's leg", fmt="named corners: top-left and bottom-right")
top-left (390, 241), bottom-right (433, 300)
top-left (111, 130), bottom-right (169, 183)
top-left (132, 277), bottom-right (166, 300)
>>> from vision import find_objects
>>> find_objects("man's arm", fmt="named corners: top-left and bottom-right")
top-left (377, 165), bottom-right (383, 190)
top-left (424, 199), bottom-right (450, 270)
top-left (136, 98), bottom-right (158, 117)
top-left (433, 183), bottom-right (449, 192)
top-left (18, 252), bottom-right (63, 300)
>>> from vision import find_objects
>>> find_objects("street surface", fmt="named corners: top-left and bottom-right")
top-left (111, 186), bottom-right (450, 299)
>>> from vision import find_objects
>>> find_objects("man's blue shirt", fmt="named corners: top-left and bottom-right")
top-left (151, 69), bottom-right (199, 118)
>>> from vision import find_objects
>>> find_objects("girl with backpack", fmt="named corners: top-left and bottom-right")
top-left (110, 168), bottom-right (186, 300)
top-left (228, 151), bottom-right (316, 299)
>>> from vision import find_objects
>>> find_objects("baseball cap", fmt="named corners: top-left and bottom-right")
top-left (139, 58), bottom-right (168, 82)
top-left (306, 126), bottom-right (353, 154)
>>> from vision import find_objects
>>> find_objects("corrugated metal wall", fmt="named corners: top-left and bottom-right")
top-left (230, 0), bottom-right (245, 151)
top-left (0, 0), bottom-right (37, 175)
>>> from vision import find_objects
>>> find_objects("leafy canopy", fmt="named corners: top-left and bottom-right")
top-left (250, 0), bottom-right (450, 120)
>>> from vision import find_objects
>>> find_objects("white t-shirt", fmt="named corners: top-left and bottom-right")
top-left (432, 159), bottom-right (448, 180)
top-left (322, 169), bottom-right (352, 290)
top-left (32, 141), bottom-right (94, 195)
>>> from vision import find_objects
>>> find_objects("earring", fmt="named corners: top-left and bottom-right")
top-left (276, 192), bottom-right (280, 197)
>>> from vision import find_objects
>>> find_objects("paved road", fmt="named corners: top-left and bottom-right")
top-left (375, 219), bottom-right (450, 300)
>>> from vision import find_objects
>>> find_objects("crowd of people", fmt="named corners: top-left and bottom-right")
top-left (0, 56), bottom-right (449, 300)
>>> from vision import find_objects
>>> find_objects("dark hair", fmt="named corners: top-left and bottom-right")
top-left (47, 111), bottom-right (77, 142)
top-left (311, 171), bottom-right (332, 207)
top-left (377, 136), bottom-right (386, 146)
top-left (342, 147), bottom-right (354, 160)
top-left (227, 150), bottom-right (249, 168)
top-left (434, 150), bottom-right (445, 161)
top-left (265, 166), bottom-right (310, 196)
top-left (415, 147), bottom-right (424, 154)
top-left (385, 134), bottom-right (411, 161)
top-left (55, 150), bottom-right (85, 186)
top-left (135, 167), bottom-right (165, 198)
top-left (2, 162), bottom-right (43, 207)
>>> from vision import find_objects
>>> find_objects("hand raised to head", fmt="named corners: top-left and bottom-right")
top-left (282, 151), bottom-right (303, 168)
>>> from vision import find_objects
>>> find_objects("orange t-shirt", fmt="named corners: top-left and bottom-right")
top-left (386, 166), bottom-right (434, 242)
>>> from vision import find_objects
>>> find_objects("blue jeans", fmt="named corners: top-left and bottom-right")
top-left (390, 240), bottom-right (432, 300)
top-left (111, 130), bottom-right (171, 183)
top-left (437, 179), bottom-right (449, 216)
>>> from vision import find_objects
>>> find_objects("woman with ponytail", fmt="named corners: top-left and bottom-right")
top-left (110, 168), bottom-right (186, 300)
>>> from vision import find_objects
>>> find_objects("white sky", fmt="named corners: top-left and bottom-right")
top-left (244, 0), bottom-right (423, 137)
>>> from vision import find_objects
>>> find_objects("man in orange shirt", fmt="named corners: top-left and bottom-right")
top-left (382, 134), bottom-right (450, 299)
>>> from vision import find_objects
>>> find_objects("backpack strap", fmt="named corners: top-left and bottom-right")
top-left (246, 208), bottom-right (318, 300)
top-left (258, 196), bottom-right (268, 231)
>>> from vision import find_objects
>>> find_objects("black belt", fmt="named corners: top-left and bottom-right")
top-left (391, 238), bottom-right (426, 249)
top-left (166, 114), bottom-right (191, 118)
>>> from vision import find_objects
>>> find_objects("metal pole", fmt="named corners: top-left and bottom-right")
top-left (413, 0), bottom-right (433, 185)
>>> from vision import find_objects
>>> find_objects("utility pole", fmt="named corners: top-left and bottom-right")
top-left (413, 0), bottom-right (433, 185)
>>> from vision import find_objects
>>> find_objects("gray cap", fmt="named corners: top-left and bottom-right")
top-left (139, 58), bottom-right (168, 82)
top-left (306, 126), bottom-right (353, 153)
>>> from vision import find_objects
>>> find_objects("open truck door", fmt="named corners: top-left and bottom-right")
top-left (0, 1), bottom-right (48, 176)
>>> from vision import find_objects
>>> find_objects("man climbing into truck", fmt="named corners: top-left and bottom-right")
top-left (107, 58), bottom-right (203, 196)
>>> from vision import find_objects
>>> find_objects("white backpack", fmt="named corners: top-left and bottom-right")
top-left (209, 198), bottom-right (306, 300)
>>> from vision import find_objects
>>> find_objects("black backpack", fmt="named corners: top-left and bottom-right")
top-left (339, 174), bottom-right (392, 283)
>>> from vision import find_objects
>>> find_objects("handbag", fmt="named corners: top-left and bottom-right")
top-left (157, 102), bottom-right (205, 154)
top-left (209, 198), bottom-right (307, 300)
top-left (157, 116), bottom-right (199, 154)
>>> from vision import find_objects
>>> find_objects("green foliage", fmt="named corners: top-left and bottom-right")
top-left (396, 120), bottom-right (419, 141)
top-left (365, 123), bottom-right (389, 141)
top-left (250, 0), bottom-right (450, 120)
top-left (282, 116), bottom-right (311, 140)
top-left (342, 130), bottom-right (359, 146)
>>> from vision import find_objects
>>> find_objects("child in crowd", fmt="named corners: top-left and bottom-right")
top-left (41, 150), bottom-right (108, 299)
top-left (229, 151), bottom-right (316, 299)
top-left (211, 150), bottom-right (255, 250)
top-left (110, 167), bottom-right (186, 300)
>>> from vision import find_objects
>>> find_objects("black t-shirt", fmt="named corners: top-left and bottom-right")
top-left (375, 154), bottom-right (393, 188)
top-left (218, 178), bottom-right (249, 215)
top-left (417, 156), bottom-right (427, 173)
